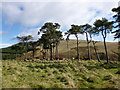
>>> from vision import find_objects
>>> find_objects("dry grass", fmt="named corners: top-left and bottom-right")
top-left (18, 40), bottom-right (118, 60)
top-left (2, 60), bottom-right (120, 88)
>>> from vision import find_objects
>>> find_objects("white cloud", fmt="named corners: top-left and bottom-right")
top-left (109, 33), bottom-right (115, 36)
top-left (91, 33), bottom-right (118, 42)
top-left (2, 1), bottom-right (118, 28)
top-left (2, 0), bottom-right (119, 42)
top-left (106, 33), bottom-right (118, 42)
top-left (0, 43), bottom-right (13, 48)
top-left (92, 35), bottom-right (102, 41)
top-left (62, 31), bottom-right (86, 40)
top-left (18, 29), bottom-right (86, 41)
top-left (2, 0), bottom-right (120, 2)
top-left (16, 28), bottom-right (41, 40)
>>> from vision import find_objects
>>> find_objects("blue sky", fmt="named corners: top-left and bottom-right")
top-left (0, 0), bottom-right (119, 48)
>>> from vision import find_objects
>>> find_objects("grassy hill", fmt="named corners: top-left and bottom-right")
top-left (58, 40), bottom-right (118, 60)
top-left (1, 40), bottom-right (119, 88)
top-left (1, 40), bottom-right (119, 60)
top-left (2, 60), bottom-right (120, 88)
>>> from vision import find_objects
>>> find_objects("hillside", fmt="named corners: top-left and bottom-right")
top-left (2, 40), bottom-right (119, 88)
top-left (1, 40), bottom-right (119, 60)
top-left (2, 60), bottom-right (120, 88)
top-left (58, 40), bottom-right (118, 60)
top-left (2, 40), bottom-right (118, 60)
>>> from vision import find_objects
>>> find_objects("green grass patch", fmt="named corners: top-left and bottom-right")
top-left (2, 60), bottom-right (120, 88)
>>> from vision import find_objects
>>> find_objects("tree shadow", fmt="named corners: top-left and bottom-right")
top-left (27, 63), bottom-right (67, 69)
top-left (84, 62), bottom-right (120, 70)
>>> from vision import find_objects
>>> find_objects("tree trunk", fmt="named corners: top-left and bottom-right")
top-left (46, 49), bottom-right (49, 59)
top-left (86, 32), bottom-right (91, 60)
top-left (32, 46), bottom-right (35, 59)
top-left (53, 46), bottom-right (55, 59)
top-left (76, 35), bottom-right (80, 60)
top-left (45, 49), bottom-right (47, 59)
top-left (55, 43), bottom-right (59, 59)
top-left (92, 41), bottom-right (100, 62)
top-left (42, 51), bottom-right (46, 60)
top-left (25, 42), bottom-right (27, 59)
top-left (50, 44), bottom-right (53, 60)
top-left (103, 38), bottom-right (109, 63)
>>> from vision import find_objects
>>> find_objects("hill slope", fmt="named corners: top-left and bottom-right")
top-left (2, 60), bottom-right (120, 88)
top-left (58, 40), bottom-right (118, 59)
top-left (1, 40), bottom-right (119, 60)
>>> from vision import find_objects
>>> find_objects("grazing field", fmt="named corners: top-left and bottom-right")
top-left (2, 40), bottom-right (118, 61)
top-left (58, 40), bottom-right (118, 60)
top-left (2, 60), bottom-right (120, 88)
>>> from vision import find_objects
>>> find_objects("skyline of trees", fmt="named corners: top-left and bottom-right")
top-left (81, 24), bottom-right (92, 60)
top-left (112, 6), bottom-right (120, 39)
top-left (16, 35), bottom-right (33, 59)
top-left (93, 18), bottom-right (114, 63)
top-left (38, 22), bottom-right (63, 60)
top-left (2, 6), bottom-right (119, 63)
top-left (65, 25), bottom-right (83, 60)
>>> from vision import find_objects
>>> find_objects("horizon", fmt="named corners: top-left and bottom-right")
top-left (0, 39), bottom-right (118, 49)
top-left (0, 0), bottom-right (119, 48)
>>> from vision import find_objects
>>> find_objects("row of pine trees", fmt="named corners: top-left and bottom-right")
top-left (11, 6), bottom-right (119, 63)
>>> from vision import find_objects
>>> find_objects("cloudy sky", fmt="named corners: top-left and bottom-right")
top-left (0, 0), bottom-right (119, 48)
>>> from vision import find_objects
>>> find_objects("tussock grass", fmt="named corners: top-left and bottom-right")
top-left (2, 60), bottom-right (120, 88)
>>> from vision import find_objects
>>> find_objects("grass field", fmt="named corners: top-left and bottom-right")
top-left (2, 60), bottom-right (120, 88)
top-left (32, 40), bottom-right (119, 60)
top-left (2, 40), bottom-right (118, 61)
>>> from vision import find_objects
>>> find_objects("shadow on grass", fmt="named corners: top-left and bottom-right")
top-left (20, 59), bottom-right (65, 64)
top-left (27, 63), bottom-right (67, 69)
top-left (84, 62), bottom-right (120, 70)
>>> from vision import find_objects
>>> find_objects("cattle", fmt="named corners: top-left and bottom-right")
top-left (53, 57), bottom-right (64, 60)
top-left (83, 57), bottom-right (89, 60)
top-left (35, 57), bottom-right (40, 59)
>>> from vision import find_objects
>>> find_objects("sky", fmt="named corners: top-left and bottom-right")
top-left (0, 0), bottom-right (119, 48)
